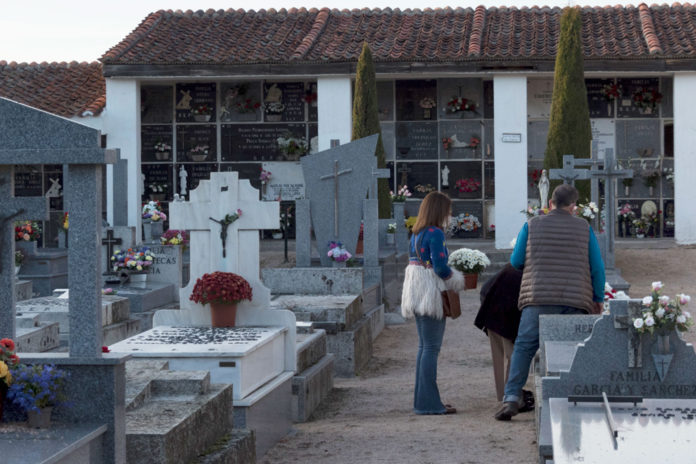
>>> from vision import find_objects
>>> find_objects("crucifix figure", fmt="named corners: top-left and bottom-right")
top-left (101, 229), bottom-right (123, 274)
top-left (549, 154), bottom-right (592, 186)
top-left (209, 210), bottom-right (242, 258)
top-left (320, 160), bottom-right (352, 237)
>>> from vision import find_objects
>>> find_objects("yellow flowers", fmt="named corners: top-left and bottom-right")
top-left (0, 360), bottom-right (9, 380)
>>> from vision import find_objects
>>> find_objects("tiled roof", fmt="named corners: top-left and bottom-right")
top-left (101, 4), bottom-right (696, 67)
top-left (0, 61), bottom-right (105, 118)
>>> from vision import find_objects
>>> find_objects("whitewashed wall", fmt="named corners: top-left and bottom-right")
top-left (317, 77), bottom-right (352, 150)
top-left (673, 73), bottom-right (696, 244)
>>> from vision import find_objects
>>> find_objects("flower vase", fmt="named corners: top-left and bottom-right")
top-left (266, 114), bottom-right (282, 122)
top-left (143, 220), bottom-right (164, 243)
top-left (27, 406), bottom-right (53, 428)
top-left (129, 272), bottom-right (148, 283)
top-left (655, 333), bottom-right (672, 355)
top-left (332, 260), bottom-right (347, 268)
top-left (57, 229), bottom-right (67, 248)
top-left (194, 114), bottom-right (211, 122)
top-left (149, 194), bottom-right (165, 202)
top-left (14, 265), bottom-right (20, 276)
top-left (636, 233), bottom-right (645, 239)
top-left (155, 151), bottom-right (170, 161)
top-left (210, 301), bottom-right (238, 327)
top-left (423, 108), bottom-right (431, 119)
top-left (386, 233), bottom-right (395, 245)
top-left (624, 185), bottom-right (630, 196)
top-left (464, 273), bottom-right (478, 290)
top-left (648, 186), bottom-right (654, 196)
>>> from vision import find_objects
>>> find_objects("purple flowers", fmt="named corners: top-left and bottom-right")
top-left (8, 364), bottom-right (69, 412)
top-left (327, 241), bottom-right (351, 262)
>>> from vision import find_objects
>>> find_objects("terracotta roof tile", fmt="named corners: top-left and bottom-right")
top-left (0, 61), bottom-right (105, 118)
top-left (102, 4), bottom-right (696, 67)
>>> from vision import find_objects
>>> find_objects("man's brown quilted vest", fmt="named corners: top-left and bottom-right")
top-left (518, 208), bottom-right (594, 313)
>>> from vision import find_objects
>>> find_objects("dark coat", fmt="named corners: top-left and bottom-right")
top-left (474, 264), bottom-right (523, 342)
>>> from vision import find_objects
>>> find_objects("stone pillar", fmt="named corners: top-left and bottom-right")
top-left (363, 199), bottom-right (379, 267)
top-left (104, 79), bottom-right (141, 234)
top-left (0, 166), bottom-right (15, 340)
top-left (392, 202), bottom-right (408, 254)
top-left (673, 73), bottom-right (696, 244)
top-left (67, 164), bottom-right (104, 357)
top-left (295, 199), bottom-right (312, 267)
top-left (493, 75), bottom-right (528, 249)
top-left (317, 77), bottom-right (352, 151)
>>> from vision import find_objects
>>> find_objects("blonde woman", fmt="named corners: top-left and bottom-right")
top-left (401, 191), bottom-right (465, 414)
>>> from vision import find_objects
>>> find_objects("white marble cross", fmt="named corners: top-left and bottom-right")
top-left (158, 172), bottom-right (279, 324)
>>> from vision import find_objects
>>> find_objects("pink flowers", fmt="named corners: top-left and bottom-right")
top-left (327, 241), bottom-right (351, 262)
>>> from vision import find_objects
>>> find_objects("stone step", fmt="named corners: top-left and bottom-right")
top-left (102, 318), bottom-right (142, 347)
top-left (190, 429), bottom-right (256, 464)
top-left (327, 307), bottom-right (373, 377)
top-left (126, 360), bottom-right (211, 411)
top-left (270, 294), bottom-right (364, 332)
top-left (292, 353), bottom-right (334, 423)
top-left (126, 383), bottom-right (233, 464)
top-left (296, 329), bottom-right (327, 374)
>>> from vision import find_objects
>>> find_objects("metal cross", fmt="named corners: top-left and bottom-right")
top-left (320, 160), bottom-right (352, 237)
top-left (549, 154), bottom-right (592, 186)
top-left (101, 229), bottom-right (123, 274)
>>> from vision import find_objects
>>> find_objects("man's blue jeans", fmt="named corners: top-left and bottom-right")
top-left (414, 314), bottom-right (447, 414)
top-left (503, 305), bottom-right (585, 404)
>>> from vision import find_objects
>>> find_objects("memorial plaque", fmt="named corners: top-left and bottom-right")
top-left (14, 165), bottom-right (43, 196)
top-left (263, 82), bottom-right (305, 122)
top-left (586, 78), bottom-right (615, 118)
top-left (439, 120), bottom-right (482, 160)
top-left (259, 161), bottom-right (305, 201)
top-left (617, 78), bottom-right (660, 118)
top-left (147, 244), bottom-right (183, 288)
top-left (306, 82), bottom-right (318, 122)
top-left (219, 82), bottom-right (262, 123)
top-left (395, 80), bottom-right (437, 121)
top-left (142, 164), bottom-right (173, 202)
top-left (141, 85), bottom-right (173, 124)
top-left (444, 161), bottom-right (483, 200)
top-left (438, 78), bottom-right (483, 120)
top-left (396, 162), bottom-right (438, 198)
top-left (450, 200), bottom-right (484, 239)
top-left (221, 123), bottom-right (306, 162)
top-left (615, 119), bottom-right (660, 160)
top-left (175, 83), bottom-right (216, 123)
top-left (528, 120), bottom-right (550, 160)
top-left (177, 163), bottom-right (218, 193)
top-left (482, 80), bottom-right (494, 119)
top-left (395, 122), bottom-right (438, 160)
top-left (141, 125), bottom-right (174, 162)
top-left (527, 78), bottom-right (554, 119)
top-left (176, 125), bottom-right (216, 162)
top-left (380, 122), bottom-right (395, 160)
top-left (377, 81), bottom-right (394, 121)
top-left (591, 119), bottom-right (616, 161)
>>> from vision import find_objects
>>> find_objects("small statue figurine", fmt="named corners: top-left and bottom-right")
top-left (538, 169), bottom-right (550, 209)
top-left (441, 165), bottom-right (450, 188)
top-left (179, 165), bottom-right (188, 197)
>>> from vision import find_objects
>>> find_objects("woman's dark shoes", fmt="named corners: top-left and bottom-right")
top-left (444, 406), bottom-right (457, 414)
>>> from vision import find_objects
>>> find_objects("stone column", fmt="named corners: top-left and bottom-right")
top-left (674, 73), bottom-right (696, 244)
top-left (363, 199), bottom-right (379, 267)
top-left (0, 166), bottom-right (15, 340)
top-left (295, 199), bottom-right (312, 267)
top-left (317, 77), bottom-right (352, 151)
top-left (493, 75), bottom-right (528, 249)
top-left (393, 202), bottom-right (408, 254)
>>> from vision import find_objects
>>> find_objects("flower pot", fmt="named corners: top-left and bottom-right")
top-left (194, 114), bottom-right (211, 122)
top-left (190, 154), bottom-right (208, 162)
top-left (129, 272), bottom-right (148, 283)
top-left (27, 406), bottom-right (53, 428)
top-left (14, 265), bottom-right (20, 276)
top-left (266, 114), bottom-right (282, 122)
top-left (143, 220), bottom-right (164, 243)
top-left (624, 185), bottom-right (630, 196)
top-left (636, 233), bottom-right (645, 239)
top-left (155, 151), bottom-right (170, 161)
top-left (423, 108), bottom-right (432, 119)
top-left (332, 260), bottom-right (347, 268)
top-left (272, 232), bottom-right (283, 239)
top-left (149, 194), bottom-right (165, 202)
top-left (464, 273), bottom-right (478, 290)
top-left (210, 301), bottom-right (238, 328)
top-left (648, 186), bottom-right (654, 196)
top-left (386, 233), bottom-right (395, 245)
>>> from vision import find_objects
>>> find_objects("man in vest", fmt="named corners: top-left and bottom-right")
top-left (495, 184), bottom-right (605, 421)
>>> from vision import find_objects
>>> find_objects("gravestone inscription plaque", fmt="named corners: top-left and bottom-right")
top-left (395, 122), bottom-right (438, 160)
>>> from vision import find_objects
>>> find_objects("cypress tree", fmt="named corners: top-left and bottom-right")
top-left (545, 7), bottom-right (592, 201)
top-left (353, 42), bottom-right (391, 219)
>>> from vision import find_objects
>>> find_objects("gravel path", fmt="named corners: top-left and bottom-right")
top-left (259, 245), bottom-right (696, 464)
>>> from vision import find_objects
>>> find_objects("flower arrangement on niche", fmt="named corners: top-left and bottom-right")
top-left (327, 241), bottom-right (352, 262)
top-left (468, 136), bottom-right (481, 149)
top-left (445, 96), bottom-right (477, 114)
top-left (455, 178), bottom-right (481, 193)
top-left (264, 102), bottom-right (285, 115)
top-left (160, 229), bottom-right (189, 247)
top-left (618, 204), bottom-right (636, 222)
top-left (442, 137), bottom-right (453, 151)
top-left (142, 201), bottom-right (167, 222)
top-left (304, 87), bottom-right (318, 106)
top-left (8, 364), bottom-right (70, 413)
top-left (277, 134), bottom-right (308, 158)
top-left (190, 145), bottom-right (209, 155)
top-left (419, 97), bottom-right (436, 109)
top-left (154, 141), bottom-right (171, 152)
top-left (387, 223), bottom-right (397, 234)
top-left (574, 202), bottom-right (599, 221)
top-left (415, 184), bottom-right (435, 194)
top-left (632, 282), bottom-right (692, 334)
top-left (1, 337), bottom-right (19, 388)
top-left (632, 87), bottom-right (663, 111)
top-left (15, 250), bottom-right (24, 267)
top-left (632, 217), bottom-right (649, 237)
top-left (528, 168), bottom-right (543, 188)
top-left (111, 247), bottom-right (154, 273)
top-left (448, 248), bottom-right (490, 274)
top-left (190, 271), bottom-right (253, 305)
top-left (602, 83), bottom-right (622, 101)
top-left (192, 104), bottom-right (213, 116)
top-left (523, 205), bottom-right (550, 218)
top-left (61, 212), bottom-right (69, 230)
top-left (235, 98), bottom-right (261, 114)
top-left (449, 213), bottom-right (482, 234)
top-left (149, 182), bottom-right (167, 194)
top-left (390, 185), bottom-right (412, 202)
top-left (259, 169), bottom-right (272, 185)
top-left (14, 221), bottom-right (41, 241)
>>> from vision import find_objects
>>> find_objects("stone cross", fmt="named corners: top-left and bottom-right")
top-left (101, 229), bottom-right (122, 274)
top-left (549, 154), bottom-right (592, 186)
top-left (0, 167), bottom-right (49, 338)
top-left (398, 164), bottom-right (412, 188)
top-left (165, 172), bottom-right (278, 311)
top-left (320, 160), bottom-right (353, 238)
top-left (370, 167), bottom-right (391, 200)
top-left (612, 302), bottom-right (644, 368)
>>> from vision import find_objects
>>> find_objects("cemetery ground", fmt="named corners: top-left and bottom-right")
top-left (259, 240), bottom-right (696, 463)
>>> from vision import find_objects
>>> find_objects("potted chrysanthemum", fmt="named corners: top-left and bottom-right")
top-left (448, 248), bottom-right (491, 289)
top-left (190, 272), bottom-right (253, 327)
top-left (0, 338), bottom-right (20, 421)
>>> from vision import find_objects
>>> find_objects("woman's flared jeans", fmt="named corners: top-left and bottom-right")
top-left (414, 315), bottom-right (447, 414)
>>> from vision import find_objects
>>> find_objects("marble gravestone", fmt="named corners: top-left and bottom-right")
top-left (299, 134), bottom-right (379, 267)
top-left (0, 97), bottom-right (128, 464)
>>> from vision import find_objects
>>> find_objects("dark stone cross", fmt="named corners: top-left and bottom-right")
top-left (320, 160), bottom-right (353, 238)
top-left (398, 164), bottom-right (412, 188)
top-left (549, 154), bottom-right (592, 186)
top-left (101, 229), bottom-right (123, 274)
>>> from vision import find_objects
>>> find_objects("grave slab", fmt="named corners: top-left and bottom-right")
top-left (262, 267), bottom-right (363, 295)
top-left (270, 294), bottom-right (364, 331)
top-left (15, 279), bottom-right (32, 301)
top-left (108, 282), bottom-right (176, 313)
top-left (0, 423), bottom-right (107, 464)
top-left (15, 315), bottom-right (60, 353)
top-left (293, 353), bottom-right (334, 423)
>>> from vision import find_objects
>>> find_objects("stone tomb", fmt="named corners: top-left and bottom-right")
top-left (15, 240), bottom-right (68, 296)
top-left (110, 172), bottom-right (296, 456)
top-left (536, 299), bottom-right (696, 462)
